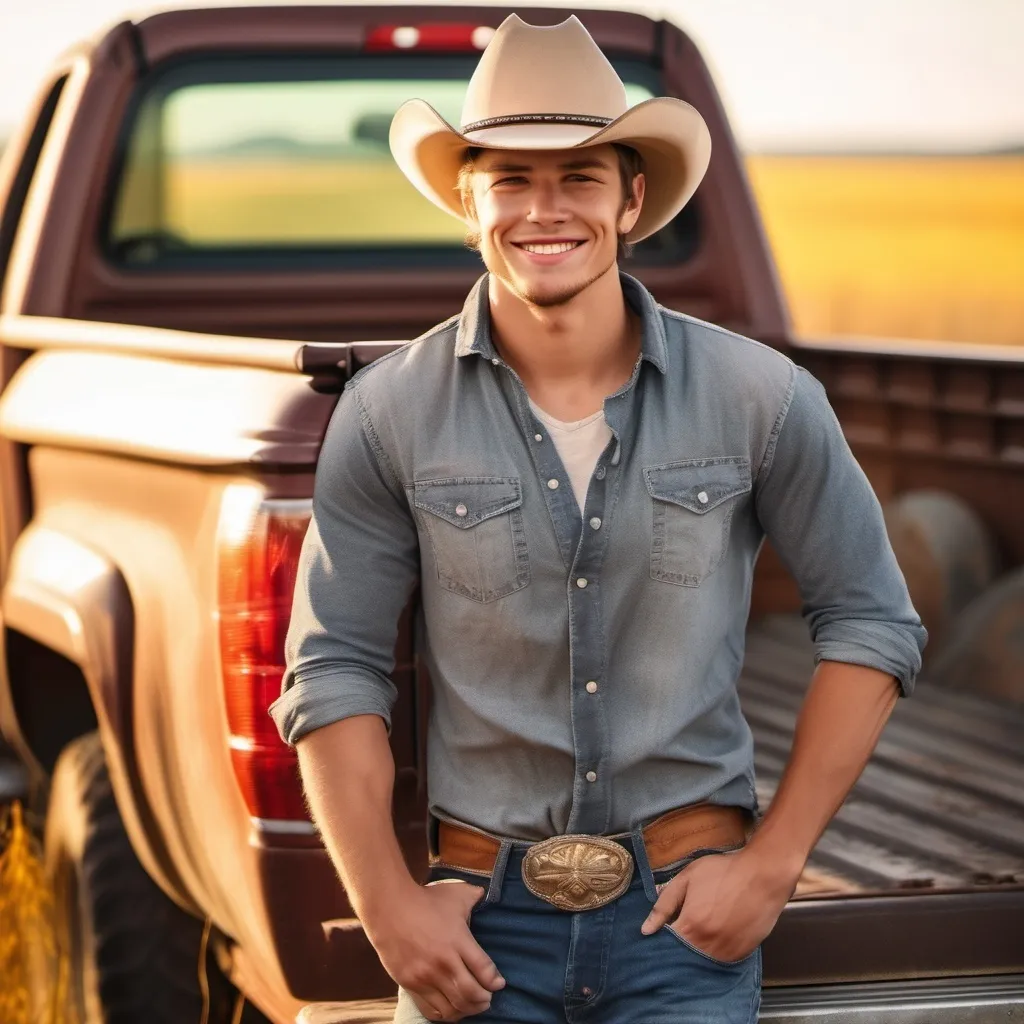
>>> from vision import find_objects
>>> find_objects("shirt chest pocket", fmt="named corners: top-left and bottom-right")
top-left (412, 477), bottom-right (531, 603)
top-left (644, 458), bottom-right (751, 587)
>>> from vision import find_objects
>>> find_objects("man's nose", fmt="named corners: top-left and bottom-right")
top-left (526, 182), bottom-right (570, 223)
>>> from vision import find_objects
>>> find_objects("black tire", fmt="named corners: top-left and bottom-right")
top-left (43, 731), bottom-right (246, 1024)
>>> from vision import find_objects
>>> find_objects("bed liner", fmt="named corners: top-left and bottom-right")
top-left (742, 614), bottom-right (1024, 896)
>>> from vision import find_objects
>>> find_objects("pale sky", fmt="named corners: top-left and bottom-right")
top-left (1, 0), bottom-right (1022, 152)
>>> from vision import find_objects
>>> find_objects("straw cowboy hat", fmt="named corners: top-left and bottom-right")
top-left (389, 13), bottom-right (712, 243)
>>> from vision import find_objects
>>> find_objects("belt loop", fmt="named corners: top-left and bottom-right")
top-left (484, 839), bottom-right (512, 904)
top-left (630, 823), bottom-right (659, 904)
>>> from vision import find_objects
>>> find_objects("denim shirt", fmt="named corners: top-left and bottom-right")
top-left (270, 271), bottom-right (927, 840)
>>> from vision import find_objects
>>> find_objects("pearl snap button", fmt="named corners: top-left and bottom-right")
top-left (697, 490), bottom-right (709, 504)
top-left (589, 517), bottom-right (602, 530)
top-left (585, 771), bottom-right (597, 783)
top-left (547, 478), bottom-right (559, 490)
top-left (491, 357), bottom-right (500, 365)
top-left (455, 503), bottom-right (468, 517)
top-left (595, 467), bottom-right (606, 480)
top-left (586, 680), bottom-right (598, 693)
top-left (576, 577), bottom-right (588, 589)
top-left (535, 433), bottom-right (543, 442)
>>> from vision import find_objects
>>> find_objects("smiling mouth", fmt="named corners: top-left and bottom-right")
top-left (513, 241), bottom-right (586, 255)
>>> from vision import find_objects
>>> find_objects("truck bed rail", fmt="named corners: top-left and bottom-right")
top-left (0, 312), bottom-right (402, 382)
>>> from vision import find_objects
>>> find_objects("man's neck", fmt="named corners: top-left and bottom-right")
top-left (486, 266), bottom-right (641, 422)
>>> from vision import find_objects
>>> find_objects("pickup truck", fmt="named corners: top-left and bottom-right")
top-left (0, 5), bottom-right (1022, 1023)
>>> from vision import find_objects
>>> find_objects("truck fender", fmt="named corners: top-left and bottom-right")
top-left (1, 522), bottom-right (192, 910)
top-left (2, 524), bottom-right (133, 750)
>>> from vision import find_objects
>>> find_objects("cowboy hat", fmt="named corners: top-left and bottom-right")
top-left (388, 14), bottom-right (712, 243)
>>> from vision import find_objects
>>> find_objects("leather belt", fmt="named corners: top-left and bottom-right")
top-left (432, 803), bottom-right (752, 912)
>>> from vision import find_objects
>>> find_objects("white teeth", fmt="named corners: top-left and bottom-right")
top-left (520, 241), bottom-right (581, 255)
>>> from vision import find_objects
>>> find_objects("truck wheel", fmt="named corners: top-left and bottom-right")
top-left (44, 731), bottom-right (240, 1024)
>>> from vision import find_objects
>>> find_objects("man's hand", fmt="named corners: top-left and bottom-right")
top-left (364, 879), bottom-right (506, 1022)
top-left (640, 848), bottom-right (800, 963)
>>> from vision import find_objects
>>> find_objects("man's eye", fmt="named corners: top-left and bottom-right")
top-left (493, 176), bottom-right (527, 186)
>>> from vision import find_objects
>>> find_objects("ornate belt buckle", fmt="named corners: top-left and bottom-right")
top-left (521, 834), bottom-right (633, 911)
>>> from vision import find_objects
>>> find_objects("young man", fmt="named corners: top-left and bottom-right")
top-left (270, 15), bottom-right (926, 1024)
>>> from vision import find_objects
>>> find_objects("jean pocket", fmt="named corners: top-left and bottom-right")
top-left (663, 922), bottom-right (759, 968)
top-left (645, 458), bottom-right (751, 587)
top-left (426, 865), bottom-right (492, 917)
top-left (412, 476), bottom-right (530, 603)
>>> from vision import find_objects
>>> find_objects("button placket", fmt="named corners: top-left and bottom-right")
top-left (498, 361), bottom-right (638, 837)
top-left (562, 416), bottom-right (632, 835)
top-left (563, 353), bottom-right (644, 835)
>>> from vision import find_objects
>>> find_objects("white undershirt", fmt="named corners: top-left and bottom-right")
top-left (529, 399), bottom-right (613, 513)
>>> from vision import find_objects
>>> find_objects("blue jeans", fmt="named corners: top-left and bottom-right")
top-left (393, 826), bottom-right (762, 1024)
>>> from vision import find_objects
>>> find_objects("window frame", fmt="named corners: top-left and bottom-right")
top-left (0, 75), bottom-right (70, 289)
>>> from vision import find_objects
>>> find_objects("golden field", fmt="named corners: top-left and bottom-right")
top-left (123, 154), bottom-right (1024, 346)
top-left (746, 154), bottom-right (1024, 346)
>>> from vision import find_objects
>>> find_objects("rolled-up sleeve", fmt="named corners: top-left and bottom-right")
top-left (754, 365), bottom-right (927, 696)
top-left (269, 378), bottom-right (419, 745)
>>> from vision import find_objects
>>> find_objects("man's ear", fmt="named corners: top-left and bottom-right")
top-left (618, 172), bottom-right (646, 235)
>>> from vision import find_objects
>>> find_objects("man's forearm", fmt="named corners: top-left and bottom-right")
top-left (296, 714), bottom-right (420, 924)
top-left (745, 659), bottom-right (900, 881)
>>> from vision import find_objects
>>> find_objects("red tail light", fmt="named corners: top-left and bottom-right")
top-left (365, 23), bottom-right (495, 52)
top-left (217, 488), bottom-right (312, 823)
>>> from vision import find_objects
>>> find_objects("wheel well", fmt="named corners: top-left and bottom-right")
top-left (6, 629), bottom-right (97, 774)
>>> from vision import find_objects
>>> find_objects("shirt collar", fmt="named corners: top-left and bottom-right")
top-left (454, 271), bottom-right (669, 376)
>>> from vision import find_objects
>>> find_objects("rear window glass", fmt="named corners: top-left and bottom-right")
top-left (104, 55), bottom-right (698, 269)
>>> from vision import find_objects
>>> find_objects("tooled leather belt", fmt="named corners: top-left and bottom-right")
top-left (432, 803), bottom-right (752, 912)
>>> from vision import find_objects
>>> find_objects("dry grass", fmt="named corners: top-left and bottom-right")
top-left (747, 154), bottom-right (1024, 345)
top-left (0, 802), bottom-right (64, 1024)
top-left (127, 161), bottom-right (461, 244)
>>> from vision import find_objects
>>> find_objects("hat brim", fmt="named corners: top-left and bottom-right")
top-left (389, 97), bottom-right (712, 243)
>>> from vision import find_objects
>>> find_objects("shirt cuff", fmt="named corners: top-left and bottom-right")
top-left (813, 619), bottom-right (927, 697)
top-left (269, 673), bottom-right (394, 746)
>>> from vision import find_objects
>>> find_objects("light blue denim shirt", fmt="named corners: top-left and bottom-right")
top-left (270, 271), bottom-right (927, 840)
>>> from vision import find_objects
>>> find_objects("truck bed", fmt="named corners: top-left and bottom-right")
top-left (742, 615), bottom-right (1024, 897)
top-left (296, 615), bottom-right (1024, 1024)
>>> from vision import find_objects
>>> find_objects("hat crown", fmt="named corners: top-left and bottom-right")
top-left (461, 15), bottom-right (627, 128)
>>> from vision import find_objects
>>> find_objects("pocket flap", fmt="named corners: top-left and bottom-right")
top-left (413, 477), bottom-right (522, 529)
top-left (645, 458), bottom-right (751, 514)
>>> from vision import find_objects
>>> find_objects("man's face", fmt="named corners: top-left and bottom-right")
top-left (465, 144), bottom-right (644, 309)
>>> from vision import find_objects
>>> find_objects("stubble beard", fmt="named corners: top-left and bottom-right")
top-left (488, 244), bottom-right (619, 310)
